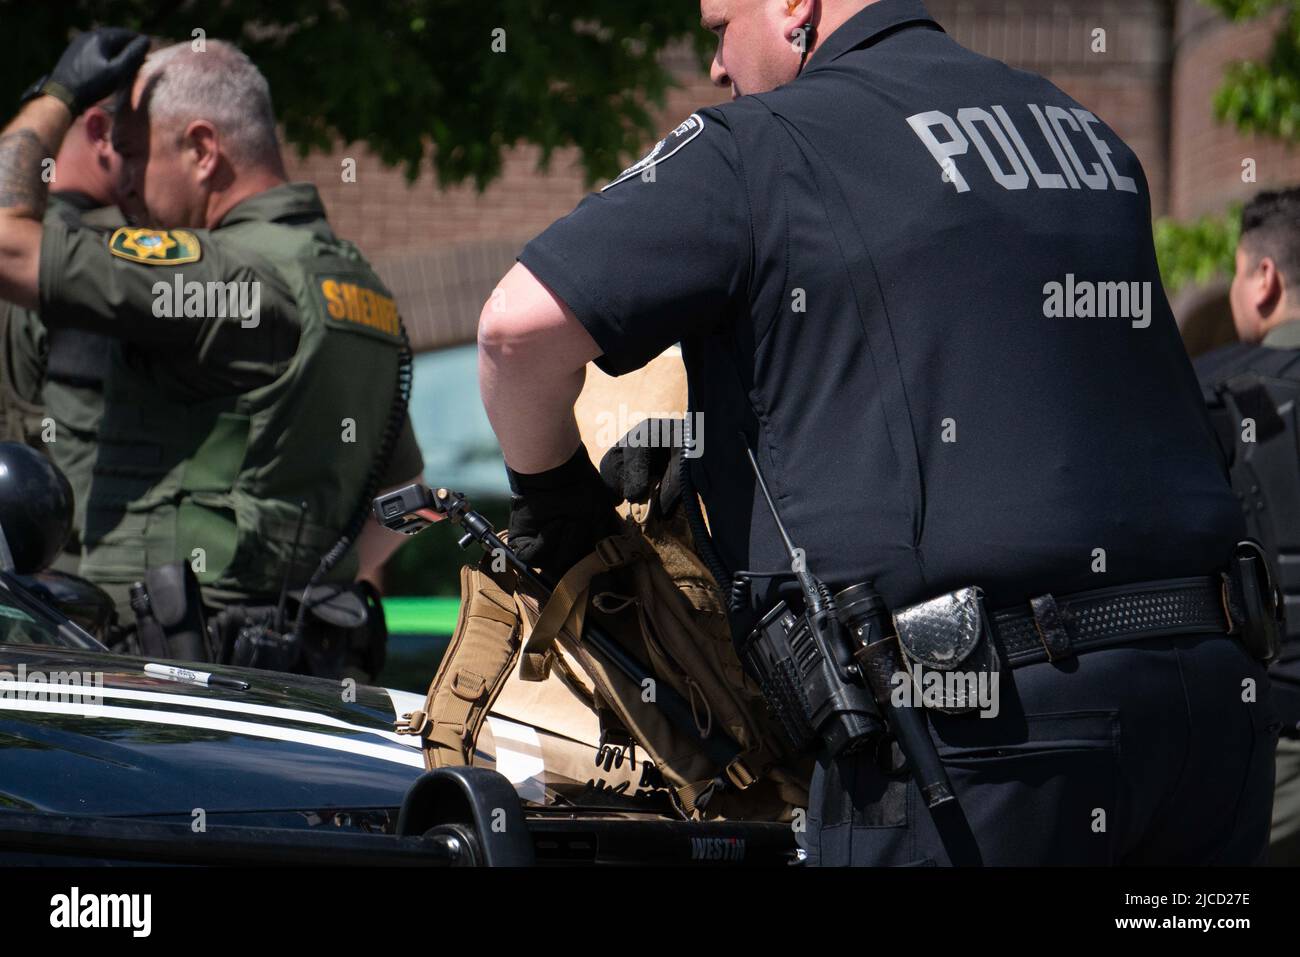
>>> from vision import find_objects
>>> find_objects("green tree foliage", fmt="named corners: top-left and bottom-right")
top-left (0, 0), bottom-right (708, 188)
top-left (1205, 0), bottom-right (1300, 140)
top-left (1154, 207), bottom-right (1241, 294)
top-left (1154, 1), bottom-right (1300, 293)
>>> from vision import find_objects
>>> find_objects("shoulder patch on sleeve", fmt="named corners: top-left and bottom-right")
top-left (107, 227), bottom-right (202, 265)
top-left (602, 113), bottom-right (706, 192)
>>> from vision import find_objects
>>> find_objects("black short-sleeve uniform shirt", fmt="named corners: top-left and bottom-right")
top-left (521, 0), bottom-right (1242, 609)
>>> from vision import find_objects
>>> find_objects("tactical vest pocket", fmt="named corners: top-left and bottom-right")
top-left (176, 500), bottom-right (238, 585)
top-left (80, 510), bottom-right (151, 580)
top-left (180, 413), bottom-right (249, 493)
top-left (218, 497), bottom-right (346, 597)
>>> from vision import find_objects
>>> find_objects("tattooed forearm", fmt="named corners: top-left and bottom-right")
top-left (0, 129), bottom-right (49, 216)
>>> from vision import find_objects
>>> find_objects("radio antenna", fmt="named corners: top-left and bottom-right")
top-left (741, 438), bottom-right (825, 610)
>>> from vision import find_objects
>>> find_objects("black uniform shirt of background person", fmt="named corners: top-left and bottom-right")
top-left (519, 0), bottom-right (1243, 612)
top-left (1195, 322), bottom-right (1300, 701)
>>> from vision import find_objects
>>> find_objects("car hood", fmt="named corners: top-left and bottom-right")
top-left (0, 644), bottom-right (427, 819)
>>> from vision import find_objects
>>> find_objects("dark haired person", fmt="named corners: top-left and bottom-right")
top-left (1197, 186), bottom-right (1300, 864)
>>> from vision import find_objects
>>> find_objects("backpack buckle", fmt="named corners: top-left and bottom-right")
top-left (395, 710), bottom-right (429, 737)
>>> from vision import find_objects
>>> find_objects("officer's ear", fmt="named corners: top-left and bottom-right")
top-left (82, 107), bottom-right (112, 151)
top-left (782, 0), bottom-right (815, 43)
top-left (181, 118), bottom-right (221, 184)
top-left (1256, 255), bottom-right (1285, 316)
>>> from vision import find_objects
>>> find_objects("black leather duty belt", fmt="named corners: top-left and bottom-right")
top-left (990, 576), bottom-right (1232, 669)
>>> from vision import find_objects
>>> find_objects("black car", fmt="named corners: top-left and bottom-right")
top-left (0, 452), bottom-right (794, 866)
top-left (0, 575), bottom-right (797, 865)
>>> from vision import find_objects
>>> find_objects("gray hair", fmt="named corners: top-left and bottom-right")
top-left (139, 40), bottom-right (282, 170)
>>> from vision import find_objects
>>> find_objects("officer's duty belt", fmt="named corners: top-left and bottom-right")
top-left (991, 576), bottom-right (1232, 669)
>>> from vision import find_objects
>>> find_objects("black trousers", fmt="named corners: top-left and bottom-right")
top-left (804, 632), bottom-right (1281, 866)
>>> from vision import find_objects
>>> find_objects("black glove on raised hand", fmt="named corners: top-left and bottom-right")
top-left (598, 418), bottom-right (684, 514)
top-left (507, 446), bottom-right (622, 581)
top-left (27, 28), bottom-right (149, 115)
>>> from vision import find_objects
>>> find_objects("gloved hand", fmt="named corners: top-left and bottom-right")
top-left (598, 418), bottom-right (683, 514)
top-left (28, 28), bottom-right (149, 115)
top-left (599, 419), bottom-right (674, 505)
top-left (507, 446), bottom-right (622, 581)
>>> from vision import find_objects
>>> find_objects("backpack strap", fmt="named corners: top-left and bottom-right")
top-left (519, 532), bottom-right (643, 681)
top-left (396, 563), bottom-right (521, 769)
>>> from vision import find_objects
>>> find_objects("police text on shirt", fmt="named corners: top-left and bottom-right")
top-left (907, 104), bottom-right (1138, 194)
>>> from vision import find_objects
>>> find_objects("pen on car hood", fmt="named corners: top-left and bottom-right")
top-left (144, 662), bottom-right (250, 691)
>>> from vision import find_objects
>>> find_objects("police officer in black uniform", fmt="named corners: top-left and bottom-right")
top-left (479, 0), bottom-right (1279, 865)
top-left (1196, 187), bottom-right (1300, 864)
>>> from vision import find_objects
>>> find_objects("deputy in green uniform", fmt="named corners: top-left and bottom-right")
top-left (0, 282), bottom-right (45, 447)
top-left (0, 31), bottom-right (422, 676)
top-left (0, 95), bottom-right (124, 572)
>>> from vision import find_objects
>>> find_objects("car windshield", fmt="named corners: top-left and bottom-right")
top-left (0, 575), bottom-right (104, 650)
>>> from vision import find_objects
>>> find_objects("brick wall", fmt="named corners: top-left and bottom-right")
top-left (930, 0), bottom-right (1173, 212)
top-left (283, 49), bottom-right (725, 257)
top-left (1169, 0), bottom-right (1300, 220)
top-left (281, 49), bottom-right (727, 350)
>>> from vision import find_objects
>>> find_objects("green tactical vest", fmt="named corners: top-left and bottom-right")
top-left (43, 200), bottom-right (124, 550)
top-left (0, 306), bottom-right (47, 447)
top-left (80, 216), bottom-right (405, 606)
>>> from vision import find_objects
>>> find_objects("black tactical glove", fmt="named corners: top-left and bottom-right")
top-left (23, 28), bottom-right (149, 115)
top-left (598, 418), bottom-right (683, 514)
top-left (507, 446), bottom-right (622, 581)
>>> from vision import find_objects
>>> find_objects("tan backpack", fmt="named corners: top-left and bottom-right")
top-left (397, 504), bottom-right (809, 819)
top-left (395, 351), bottom-right (810, 820)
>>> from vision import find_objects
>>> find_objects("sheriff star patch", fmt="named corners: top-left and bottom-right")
top-left (602, 113), bottom-right (706, 191)
top-left (108, 227), bottom-right (202, 265)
